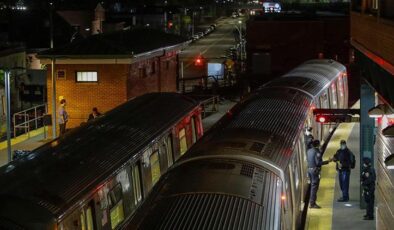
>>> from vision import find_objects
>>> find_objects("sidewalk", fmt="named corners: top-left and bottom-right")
top-left (0, 127), bottom-right (51, 167)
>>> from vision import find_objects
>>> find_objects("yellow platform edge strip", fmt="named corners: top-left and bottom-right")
top-left (0, 127), bottom-right (45, 151)
top-left (306, 122), bottom-right (355, 230)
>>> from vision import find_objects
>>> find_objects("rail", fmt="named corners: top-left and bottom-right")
top-left (178, 75), bottom-right (234, 93)
top-left (200, 95), bottom-right (220, 118)
top-left (13, 104), bottom-right (47, 137)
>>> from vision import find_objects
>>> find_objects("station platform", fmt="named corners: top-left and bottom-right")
top-left (202, 99), bottom-right (237, 131)
top-left (305, 122), bottom-right (376, 229)
top-left (0, 127), bottom-right (50, 167)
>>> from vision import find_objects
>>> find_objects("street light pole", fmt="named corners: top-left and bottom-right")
top-left (4, 70), bottom-right (12, 162)
top-left (50, 2), bottom-right (57, 139)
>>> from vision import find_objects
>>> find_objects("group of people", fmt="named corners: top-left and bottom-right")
top-left (57, 99), bottom-right (102, 136)
top-left (305, 127), bottom-right (376, 220)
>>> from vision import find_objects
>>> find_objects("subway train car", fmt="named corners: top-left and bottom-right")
top-left (0, 93), bottom-right (203, 230)
top-left (127, 59), bottom-right (348, 230)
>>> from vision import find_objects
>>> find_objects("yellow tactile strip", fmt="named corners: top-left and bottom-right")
top-left (306, 122), bottom-right (355, 230)
top-left (0, 127), bottom-right (45, 150)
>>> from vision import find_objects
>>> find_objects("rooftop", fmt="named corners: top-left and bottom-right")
top-left (38, 28), bottom-right (188, 58)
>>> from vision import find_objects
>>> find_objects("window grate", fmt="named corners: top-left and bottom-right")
top-left (240, 164), bottom-right (254, 178)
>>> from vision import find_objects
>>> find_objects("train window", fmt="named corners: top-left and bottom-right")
top-left (191, 117), bottom-right (197, 144)
top-left (150, 151), bottom-right (161, 185)
top-left (166, 136), bottom-right (174, 167)
top-left (131, 164), bottom-right (142, 205)
top-left (108, 184), bottom-right (125, 229)
top-left (179, 128), bottom-right (187, 155)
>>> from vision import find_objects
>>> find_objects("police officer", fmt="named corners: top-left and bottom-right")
top-left (305, 127), bottom-right (314, 150)
top-left (332, 140), bottom-right (355, 202)
top-left (361, 157), bottom-right (375, 220)
top-left (307, 140), bottom-right (331, 208)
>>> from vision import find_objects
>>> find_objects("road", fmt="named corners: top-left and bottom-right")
top-left (179, 17), bottom-right (243, 80)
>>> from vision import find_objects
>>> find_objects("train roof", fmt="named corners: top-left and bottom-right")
top-left (186, 60), bottom-right (346, 169)
top-left (186, 88), bottom-right (311, 170)
top-left (264, 59), bottom-right (346, 97)
top-left (136, 159), bottom-right (281, 230)
top-left (0, 93), bottom-right (199, 222)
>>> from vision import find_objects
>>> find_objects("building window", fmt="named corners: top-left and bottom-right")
top-left (76, 71), bottom-right (98, 82)
top-left (57, 70), bottom-right (66, 79)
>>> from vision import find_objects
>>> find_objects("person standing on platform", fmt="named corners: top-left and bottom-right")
top-left (305, 127), bottom-right (314, 150)
top-left (333, 140), bottom-right (356, 202)
top-left (307, 140), bottom-right (331, 208)
top-left (58, 99), bottom-right (69, 136)
top-left (361, 157), bottom-right (376, 220)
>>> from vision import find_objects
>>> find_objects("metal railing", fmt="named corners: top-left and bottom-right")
top-left (13, 104), bottom-right (47, 137)
top-left (200, 95), bottom-right (220, 118)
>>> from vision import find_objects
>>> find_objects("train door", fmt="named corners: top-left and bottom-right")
top-left (319, 90), bottom-right (329, 142)
top-left (342, 73), bottom-right (349, 108)
top-left (337, 75), bottom-right (345, 109)
top-left (131, 163), bottom-right (143, 209)
top-left (149, 150), bottom-right (161, 187)
top-left (178, 128), bottom-right (188, 156)
top-left (80, 202), bottom-right (96, 230)
top-left (282, 173), bottom-right (293, 230)
top-left (164, 135), bottom-right (174, 168)
top-left (191, 116), bottom-right (197, 144)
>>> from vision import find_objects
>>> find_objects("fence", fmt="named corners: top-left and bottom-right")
top-left (13, 104), bottom-right (47, 137)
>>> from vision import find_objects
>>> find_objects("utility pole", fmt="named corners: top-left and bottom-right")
top-left (4, 70), bottom-right (11, 162)
top-left (50, 2), bottom-right (57, 139)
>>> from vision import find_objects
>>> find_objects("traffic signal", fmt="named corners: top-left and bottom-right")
top-left (168, 21), bottom-right (173, 29)
top-left (194, 55), bottom-right (204, 67)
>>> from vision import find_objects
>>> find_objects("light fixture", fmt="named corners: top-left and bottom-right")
top-left (385, 154), bottom-right (394, 170)
top-left (368, 104), bottom-right (394, 118)
top-left (382, 125), bottom-right (394, 137)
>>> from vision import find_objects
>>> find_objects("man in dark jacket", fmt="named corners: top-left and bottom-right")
top-left (88, 107), bottom-right (101, 121)
top-left (307, 140), bottom-right (331, 208)
top-left (361, 157), bottom-right (375, 220)
top-left (333, 140), bottom-right (355, 202)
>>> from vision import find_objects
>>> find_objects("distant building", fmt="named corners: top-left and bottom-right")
top-left (38, 28), bottom-right (187, 129)
top-left (0, 44), bottom-right (46, 138)
top-left (246, 12), bottom-right (350, 84)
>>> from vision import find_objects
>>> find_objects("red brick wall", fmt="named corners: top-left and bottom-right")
top-left (46, 55), bottom-right (178, 132)
top-left (126, 54), bottom-right (178, 99)
top-left (47, 64), bottom-right (128, 129)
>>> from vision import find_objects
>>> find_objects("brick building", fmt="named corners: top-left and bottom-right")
top-left (38, 28), bottom-right (187, 129)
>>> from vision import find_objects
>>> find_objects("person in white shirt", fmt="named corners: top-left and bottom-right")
top-left (58, 99), bottom-right (68, 136)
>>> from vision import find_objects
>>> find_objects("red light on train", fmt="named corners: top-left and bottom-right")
top-left (317, 115), bottom-right (326, 123)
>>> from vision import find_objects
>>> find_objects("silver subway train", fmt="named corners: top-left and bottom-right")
top-left (128, 59), bottom-right (348, 230)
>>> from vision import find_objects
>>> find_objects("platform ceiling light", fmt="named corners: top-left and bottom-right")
top-left (368, 104), bottom-right (394, 118)
top-left (382, 125), bottom-right (394, 137)
top-left (385, 154), bottom-right (394, 170)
